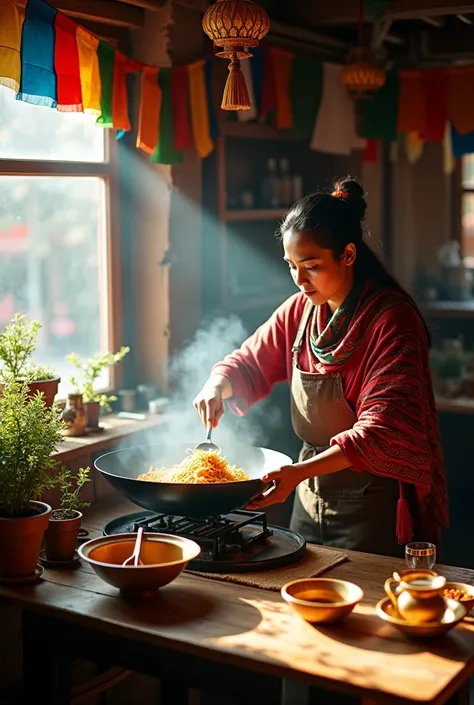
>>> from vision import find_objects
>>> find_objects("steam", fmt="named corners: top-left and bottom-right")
top-left (150, 314), bottom-right (282, 453)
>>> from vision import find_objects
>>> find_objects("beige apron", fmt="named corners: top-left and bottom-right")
top-left (289, 301), bottom-right (403, 557)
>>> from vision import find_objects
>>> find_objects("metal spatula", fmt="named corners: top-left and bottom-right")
top-left (194, 426), bottom-right (220, 453)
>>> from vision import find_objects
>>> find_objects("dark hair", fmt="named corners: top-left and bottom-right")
top-left (279, 176), bottom-right (430, 343)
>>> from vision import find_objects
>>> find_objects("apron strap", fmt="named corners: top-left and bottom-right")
top-left (291, 300), bottom-right (314, 367)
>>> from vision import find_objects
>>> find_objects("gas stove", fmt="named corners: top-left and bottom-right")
top-left (103, 509), bottom-right (306, 573)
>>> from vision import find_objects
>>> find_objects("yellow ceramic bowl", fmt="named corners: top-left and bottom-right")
top-left (281, 578), bottom-right (363, 624)
top-left (443, 582), bottom-right (474, 613)
top-left (78, 533), bottom-right (201, 596)
top-left (376, 596), bottom-right (466, 638)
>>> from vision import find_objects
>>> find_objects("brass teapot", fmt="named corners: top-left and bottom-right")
top-left (384, 570), bottom-right (447, 624)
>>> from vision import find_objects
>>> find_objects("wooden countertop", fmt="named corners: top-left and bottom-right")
top-left (3, 497), bottom-right (474, 705)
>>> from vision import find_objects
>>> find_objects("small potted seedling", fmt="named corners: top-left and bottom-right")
top-left (44, 466), bottom-right (91, 562)
top-left (67, 347), bottom-right (130, 430)
top-left (0, 313), bottom-right (60, 408)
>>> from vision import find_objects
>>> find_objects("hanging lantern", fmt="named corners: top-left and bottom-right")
top-left (202, 0), bottom-right (270, 111)
top-left (340, 0), bottom-right (386, 101)
top-left (340, 46), bottom-right (386, 100)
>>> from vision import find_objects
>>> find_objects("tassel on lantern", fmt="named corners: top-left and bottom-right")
top-left (221, 54), bottom-right (251, 111)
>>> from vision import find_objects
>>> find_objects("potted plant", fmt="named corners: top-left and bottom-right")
top-left (0, 377), bottom-right (64, 579)
top-left (44, 466), bottom-right (90, 562)
top-left (67, 346), bottom-right (130, 430)
top-left (0, 313), bottom-right (60, 408)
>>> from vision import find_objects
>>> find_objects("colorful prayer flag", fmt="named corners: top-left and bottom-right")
top-left (152, 67), bottom-right (183, 165)
top-left (361, 70), bottom-right (399, 142)
top-left (0, 1), bottom-right (25, 92)
top-left (397, 71), bottom-right (424, 134)
top-left (187, 59), bottom-right (213, 159)
top-left (311, 63), bottom-right (362, 155)
top-left (447, 67), bottom-right (474, 136)
top-left (171, 65), bottom-right (194, 150)
top-left (269, 46), bottom-right (293, 130)
top-left (54, 12), bottom-right (81, 111)
top-left (76, 27), bottom-right (101, 116)
top-left (289, 56), bottom-right (322, 139)
top-left (18, 0), bottom-right (57, 107)
top-left (96, 41), bottom-right (114, 127)
top-left (137, 67), bottom-right (161, 154)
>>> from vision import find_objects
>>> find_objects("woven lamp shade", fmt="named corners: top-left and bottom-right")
top-left (202, 0), bottom-right (270, 111)
top-left (340, 47), bottom-right (386, 100)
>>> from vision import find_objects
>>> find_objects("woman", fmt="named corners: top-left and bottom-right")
top-left (193, 178), bottom-right (448, 557)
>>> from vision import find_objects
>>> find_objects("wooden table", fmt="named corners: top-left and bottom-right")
top-left (2, 498), bottom-right (474, 705)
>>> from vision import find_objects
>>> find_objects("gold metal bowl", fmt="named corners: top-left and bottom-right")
top-left (78, 533), bottom-right (201, 596)
top-left (376, 596), bottom-right (466, 638)
top-left (281, 578), bottom-right (364, 624)
top-left (443, 582), bottom-right (474, 614)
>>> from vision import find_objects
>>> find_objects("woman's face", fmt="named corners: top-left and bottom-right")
top-left (283, 229), bottom-right (356, 309)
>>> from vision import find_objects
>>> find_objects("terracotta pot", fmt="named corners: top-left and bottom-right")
top-left (27, 378), bottom-right (60, 409)
top-left (44, 510), bottom-right (82, 562)
top-left (0, 501), bottom-right (52, 578)
top-left (0, 378), bottom-right (60, 409)
top-left (85, 400), bottom-right (101, 430)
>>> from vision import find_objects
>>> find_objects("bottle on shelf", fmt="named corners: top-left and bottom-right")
top-left (292, 173), bottom-right (303, 203)
top-left (261, 157), bottom-right (279, 209)
top-left (278, 158), bottom-right (293, 208)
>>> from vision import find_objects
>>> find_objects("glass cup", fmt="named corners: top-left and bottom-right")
top-left (405, 542), bottom-right (436, 570)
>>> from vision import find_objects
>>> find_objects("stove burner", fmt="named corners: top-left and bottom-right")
top-left (104, 510), bottom-right (306, 573)
top-left (133, 509), bottom-right (271, 562)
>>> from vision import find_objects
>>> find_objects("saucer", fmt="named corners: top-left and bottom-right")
top-left (38, 550), bottom-right (80, 569)
top-left (376, 597), bottom-right (466, 638)
top-left (0, 565), bottom-right (44, 585)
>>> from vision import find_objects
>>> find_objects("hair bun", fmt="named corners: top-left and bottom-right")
top-left (334, 177), bottom-right (367, 221)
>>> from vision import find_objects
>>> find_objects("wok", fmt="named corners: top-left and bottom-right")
top-left (94, 443), bottom-right (292, 519)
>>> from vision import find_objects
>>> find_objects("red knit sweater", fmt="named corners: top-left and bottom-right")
top-left (212, 292), bottom-right (449, 543)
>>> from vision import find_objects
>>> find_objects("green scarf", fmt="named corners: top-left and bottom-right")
top-left (310, 282), bottom-right (365, 365)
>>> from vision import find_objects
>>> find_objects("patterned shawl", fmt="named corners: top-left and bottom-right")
top-left (310, 280), bottom-right (449, 543)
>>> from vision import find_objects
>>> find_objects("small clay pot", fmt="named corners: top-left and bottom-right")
top-left (62, 393), bottom-right (88, 436)
top-left (85, 400), bottom-right (101, 430)
top-left (44, 510), bottom-right (83, 562)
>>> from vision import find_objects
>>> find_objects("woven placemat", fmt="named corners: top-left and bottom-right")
top-left (186, 545), bottom-right (348, 591)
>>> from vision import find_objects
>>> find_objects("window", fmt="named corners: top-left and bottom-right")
top-left (0, 86), bottom-right (117, 396)
top-left (461, 155), bottom-right (474, 267)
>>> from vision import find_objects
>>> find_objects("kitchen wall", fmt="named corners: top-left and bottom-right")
top-left (392, 142), bottom-right (452, 290)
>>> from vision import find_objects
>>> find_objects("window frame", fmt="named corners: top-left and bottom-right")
top-left (0, 129), bottom-right (123, 398)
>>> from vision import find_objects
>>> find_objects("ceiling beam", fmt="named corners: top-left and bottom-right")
top-left (15, 0), bottom-right (144, 28)
top-left (77, 19), bottom-right (130, 47)
top-left (286, 0), bottom-right (474, 24)
top-left (116, 0), bottom-right (163, 10)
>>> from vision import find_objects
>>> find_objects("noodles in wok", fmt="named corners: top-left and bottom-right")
top-left (136, 448), bottom-right (250, 485)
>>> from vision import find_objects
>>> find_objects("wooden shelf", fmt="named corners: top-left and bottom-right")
top-left (52, 412), bottom-right (171, 463)
top-left (422, 301), bottom-right (474, 319)
top-left (436, 396), bottom-right (474, 414)
top-left (223, 208), bottom-right (287, 222)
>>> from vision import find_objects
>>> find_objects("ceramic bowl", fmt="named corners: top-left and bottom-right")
top-left (442, 582), bottom-right (474, 614)
top-left (281, 578), bottom-right (363, 624)
top-left (78, 532), bottom-right (201, 596)
top-left (376, 596), bottom-right (466, 638)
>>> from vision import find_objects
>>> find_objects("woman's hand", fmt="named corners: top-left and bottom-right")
top-left (247, 446), bottom-right (351, 509)
top-left (247, 465), bottom-right (306, 509)
top-left (193, 375), bottom-right (233, 429)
